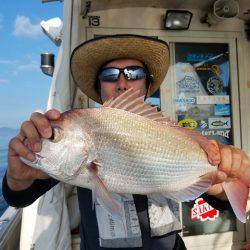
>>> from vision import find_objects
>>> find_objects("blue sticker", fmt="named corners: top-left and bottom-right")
top-left (214, 104), bottom-right (230, 116)
top-left (186, 53), bottom-right (215, 62)
top-left (197, 119), bottom-right (208, 129)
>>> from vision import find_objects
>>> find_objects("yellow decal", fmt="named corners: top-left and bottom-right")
top-left (178, 119), bottom-right (198, 129)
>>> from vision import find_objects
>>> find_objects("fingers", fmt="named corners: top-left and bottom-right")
top-left (218, 144), bottom-right (248, 178)
top-left (29, 109), bottom-right (60, 139)
top-left (207, 140), bottom-right (221, 166)
top-left (30, 112), bottom-right (53, 139)
top-left (20, 109), bottom-right (61, 152)
top-left (21, 121), bottom-right (41, 152)
top-left (8, 136), bottom-right (35, 161)
top-left (45, 109), bottom-right (61, 120)
top-left (203, 170), bottom-right (227, 185)
top-left (231, 147), bottom-right (245, 177)
top-left (6, 109), bottom-right (60, 184)
top-left (9, 109), bottom-right (61, 159)
top-left (219, 146), bottom-right (232, 175)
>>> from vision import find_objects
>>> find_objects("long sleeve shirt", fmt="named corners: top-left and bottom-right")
top-left (2, 174), bottom-right (232, 250)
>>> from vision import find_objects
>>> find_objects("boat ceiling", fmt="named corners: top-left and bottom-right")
top-left (85, 0), bottom-right (250, 16)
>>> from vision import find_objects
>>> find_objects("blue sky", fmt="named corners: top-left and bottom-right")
top-left (0, 1), bottom-right (63, 128)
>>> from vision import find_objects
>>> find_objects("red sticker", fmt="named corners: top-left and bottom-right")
top-left (191, 198), bottom-right (219, 221)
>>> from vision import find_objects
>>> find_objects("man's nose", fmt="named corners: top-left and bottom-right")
top-left (116, 73), bottom-right (129, 92)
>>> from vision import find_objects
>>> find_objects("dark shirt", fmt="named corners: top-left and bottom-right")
top-left (2, 174), bottom-right (232, 250)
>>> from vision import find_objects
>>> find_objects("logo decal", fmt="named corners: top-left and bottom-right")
top-left (207, 76), bottom-right (224, 94)
top-left (174, 97), bottom-right (196, 104)
top-left (198, 119), bottom-right (208, 129)
top-left (178, 119), bottom-right (198, 129)
top-left (177, 76), bottom-right (200, 92)
top-left (201, 129), bottom-right (230, 139)
top-left (196, 95), bottom-right (229, 105)
top-left (214, 104), bottom-right (231, 116)
top-left (208, 117), bottom-right (231, 129)
top-left (191, 198), bottom-right (219, 222)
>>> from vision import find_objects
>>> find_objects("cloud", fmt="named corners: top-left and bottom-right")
top-left (0, 59), bottom-right (18, 65)
top-left (0, 58), bottom-right (40, 77)
top-left (17, 60), bottom-right (40, 72)
top-left (0, 79), bottom-right (8, 84)
top-left (12, 15), bottom-right (41, 38)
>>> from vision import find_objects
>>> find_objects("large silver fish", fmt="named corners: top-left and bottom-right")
top-left (21, 89), bottom-right (250, 223)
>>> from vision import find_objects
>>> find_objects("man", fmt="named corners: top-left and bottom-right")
top-left (3, 34), bottom-right (250, 249)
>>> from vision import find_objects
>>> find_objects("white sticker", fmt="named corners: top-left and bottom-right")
top-left (208, 117), bottom-right (231, 129)
top-left (196, 95), bottom-right (229, 104)
top-left (201, 129), bottom-right (230, 139)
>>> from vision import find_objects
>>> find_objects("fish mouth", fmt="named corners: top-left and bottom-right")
top-left (20, 153), bottom-right (45, 167)
top-left (34, 153), bottom-right (45, 164)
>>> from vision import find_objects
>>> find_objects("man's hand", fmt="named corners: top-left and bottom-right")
top-left (7, 109), bottom-right (61, 191)
top-left (205, 140), bottom-right (250, 200)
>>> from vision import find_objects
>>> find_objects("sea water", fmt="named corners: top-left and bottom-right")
top-left (0, 128), bottom-right (19, 216)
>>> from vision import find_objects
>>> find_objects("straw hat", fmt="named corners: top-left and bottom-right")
top-left (70, 34), bottom-right (170, 104)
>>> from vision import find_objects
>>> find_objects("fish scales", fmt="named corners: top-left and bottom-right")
top-left (74, 107), bottom-right (215, 194)
top-left (20, 89), bottom-right (250, 223)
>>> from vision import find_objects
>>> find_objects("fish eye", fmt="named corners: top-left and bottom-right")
top-left (49, 125), bottom-right (63, 143)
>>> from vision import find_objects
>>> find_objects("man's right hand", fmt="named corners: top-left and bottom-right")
top-left (6, 109), bottom-right (61, 191)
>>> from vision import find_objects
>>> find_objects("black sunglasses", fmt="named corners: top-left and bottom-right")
top-left (98, 66), bottom-right (149, 82)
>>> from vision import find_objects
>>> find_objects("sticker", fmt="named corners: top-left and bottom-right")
top-left (201, 129), bottom-right (230, 139)
top-left (207, 76), bottom-right (224, 94)
top-left (174, 97), bottom-right (196, 104)
top-left (191, 198), bottom-right (219, 222)
top-left (210, 64), bottom-right (221, 75)
top-left (208, 117), bottom-right (231, 129)
top-left (197, 119), bottom-right (208, 129)
top-left (176, 76), bottom-right (200, 92)
top-left (186, 53), bottom-right (215, 62)
top-left (178, 118), bottom-right (198, 129)
top-left (196, 95), bottom-right (229, 104)
top-left (214, 104), bottom-right (231, 116)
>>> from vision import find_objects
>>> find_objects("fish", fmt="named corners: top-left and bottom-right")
top-left (211, 120), bottom-right (229, 127)
top-left (21, 88), bottom-right (250, 223)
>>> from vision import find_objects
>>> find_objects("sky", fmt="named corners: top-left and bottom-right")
top-left (0, 1), bottom-right (63, 128)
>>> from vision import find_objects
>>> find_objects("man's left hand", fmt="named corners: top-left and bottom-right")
top-left (205, 140), bottom-right (250, 200)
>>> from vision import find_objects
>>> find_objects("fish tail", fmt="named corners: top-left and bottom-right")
top-left (222, 170), bottom-right (250, 223)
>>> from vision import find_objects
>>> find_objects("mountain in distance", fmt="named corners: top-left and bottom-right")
top-left (0, 127), bottom-right (19, 136)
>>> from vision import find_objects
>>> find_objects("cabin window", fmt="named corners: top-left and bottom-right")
top-left (171, 42), bottom-right (236, 236)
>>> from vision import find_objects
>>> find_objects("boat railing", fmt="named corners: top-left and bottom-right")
top-left (0, 206), bottom-right (22, 250)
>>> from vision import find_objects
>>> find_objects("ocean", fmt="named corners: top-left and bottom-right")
top-left (0, 127), bottom-right (19, 216)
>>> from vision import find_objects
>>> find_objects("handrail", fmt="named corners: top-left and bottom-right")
top-left (0, 206), bottom-right (22, 250)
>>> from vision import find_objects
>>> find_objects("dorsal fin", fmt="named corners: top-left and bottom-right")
top-left (103, 88), bottom-right (166, 123)
top-left (102, 88), bottom-right (221, 165)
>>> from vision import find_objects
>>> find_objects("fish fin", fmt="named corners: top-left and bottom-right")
top-left (164, 178), bottom-right (212, 202)
top-left (222, 179), bottom-right (249, 223)
top-left (87, 162), bottom-right (123, 219)
top-left (102, 88), bottom-right (176, 124)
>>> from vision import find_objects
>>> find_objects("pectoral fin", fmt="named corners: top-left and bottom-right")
top-left (87, 162), bottom-right (123, 220)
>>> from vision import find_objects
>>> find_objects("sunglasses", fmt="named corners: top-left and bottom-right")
top-left (98, 66), bottom-right (149, 82)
